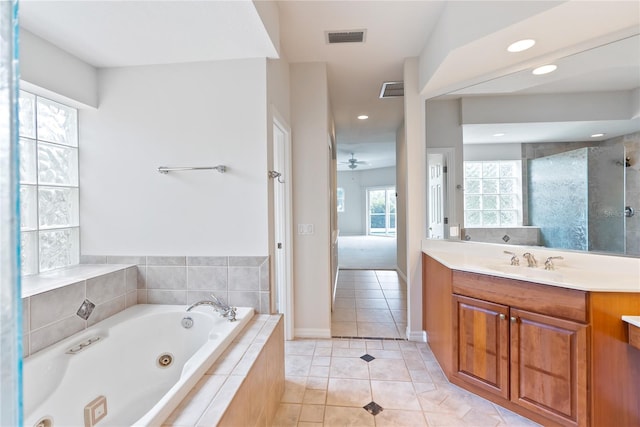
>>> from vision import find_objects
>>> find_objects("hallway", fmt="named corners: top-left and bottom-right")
top-left (337, 236), bottom-right (397, 270)
top-left (332, 270), bottom-right (406, 339)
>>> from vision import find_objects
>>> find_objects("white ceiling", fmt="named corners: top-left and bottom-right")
top-left (19, 0), bottom-right (278, 67)
top-left (18, 1), bottom-right (640, 170)
top-left (276, 1), bottom-right (444, 171)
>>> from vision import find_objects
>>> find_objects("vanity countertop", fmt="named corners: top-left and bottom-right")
top-left (623, 316), bottom-right (640, 328)
top-left (422, 239), bottom-right (640, 293)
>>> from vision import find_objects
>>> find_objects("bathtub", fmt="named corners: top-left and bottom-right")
top-left (24, 304), bottom-right (253, 427)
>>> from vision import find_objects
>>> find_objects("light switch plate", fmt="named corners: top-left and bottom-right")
top-left (297, 224), bottom-right (314, 235)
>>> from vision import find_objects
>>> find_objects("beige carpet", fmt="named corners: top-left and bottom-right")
top-left (338, 235), bottom-right (397, 270)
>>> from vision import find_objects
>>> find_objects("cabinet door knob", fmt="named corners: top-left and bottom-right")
top-left (499, 314), bottom-right (506, 320)
top-left (510, 316), bottom-right (517, 323)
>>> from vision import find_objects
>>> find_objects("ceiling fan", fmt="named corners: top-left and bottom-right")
top-left (340, 153), bottom-right (368, 169)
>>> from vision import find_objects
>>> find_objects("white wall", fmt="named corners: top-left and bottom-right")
top-left (425, 98), bottom-right (464, 226)
top-left (290, 62), bottom-right (332, 338)
top-left (80, 58), bottom-right (269, 256)
top-left (396, 124), bottom-right (407, 278)
top-left (337, 166), bottom-right (396, 235)
top-left (404, 58), bottom-right (427, 341)
top-left (464, 143), bottom-right (522, 161)
top-left (461, 92), bottom-right (636, 125)
top-left (20, 29), bottom-right (98, 108)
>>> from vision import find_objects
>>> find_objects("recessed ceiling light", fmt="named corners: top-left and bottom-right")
top-left (357, 115), bottom-right (368, 120)
top-left (532, 64), bottom-right (557, 75)
top-left (507, 39), bottom-right (535, 53)
top-left (591, 133), bottom-right (605, 138)
top-left (493, 133), bottom-right (505, 137)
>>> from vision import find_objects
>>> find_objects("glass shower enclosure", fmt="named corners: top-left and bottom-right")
top-left (0, 0), bottom-right (23, 424)
top-left (528, 145), bottom-right (626, 253)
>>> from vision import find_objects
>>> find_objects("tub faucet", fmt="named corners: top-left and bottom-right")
top-left (186, 295), bottom-right (237, 322)
top-left (522, 252), bottom-right (537, 268)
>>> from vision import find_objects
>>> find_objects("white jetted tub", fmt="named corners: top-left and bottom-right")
top-left (24, 304), bottom-right (253, 427)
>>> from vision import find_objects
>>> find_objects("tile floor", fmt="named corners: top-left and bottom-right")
top-left (272, 269), bottom-right (540, 426)
top-left (272, 338), bottom-right (541, 427)
top-left (332, 270), bottom-right (406, 339)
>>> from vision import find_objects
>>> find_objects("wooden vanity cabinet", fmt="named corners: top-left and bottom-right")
top-left (452, 272), bottom-right (589, 427)
top-left (452, 294), bottom-right (588, 427)
top-left (509, 308), bottom-right (588, 427)
top-left (452, 295), bottom-right (509, 399)
top-left (424, 253), bottom-right (640, 427)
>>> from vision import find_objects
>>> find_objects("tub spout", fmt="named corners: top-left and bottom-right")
top-left (186, 295), bottom-right (237, 322)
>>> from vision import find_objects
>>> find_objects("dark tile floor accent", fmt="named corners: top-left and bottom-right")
top-left (360, 354), bottom-right (375, 362)
top-left (363, 401), bottom-right (384, 416)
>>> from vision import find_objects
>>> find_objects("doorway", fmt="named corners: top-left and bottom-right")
top-left (367, 186), bottom-right (396, 236)
top-left (336, 165), bottom-right (398, 270)
top-left (272, 115), bottom-right (293, 340)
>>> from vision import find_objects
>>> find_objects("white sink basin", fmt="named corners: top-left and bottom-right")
top-left (484, 264), bottom-right (564, 282)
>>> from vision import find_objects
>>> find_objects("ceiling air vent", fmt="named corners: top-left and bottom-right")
top-left (325, 30), bottom-right (366, 44)
top-left (380, 81), bottom-right (404, 98)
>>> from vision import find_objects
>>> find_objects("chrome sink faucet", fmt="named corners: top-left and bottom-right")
top-left (187, 294), bottom-right (237, 321)
top-left (522, 252), bottom-right (537, 268)
top-left (544, 256), bottom-right (564, 271)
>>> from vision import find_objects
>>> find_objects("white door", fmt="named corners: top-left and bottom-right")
top-left (273, 116), bottom-right (294, 340)
top-left (427, 153), bottom-right (445, 239)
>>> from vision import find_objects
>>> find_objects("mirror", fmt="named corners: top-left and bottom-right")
top-left (436, 34), bottom-right (640, 256)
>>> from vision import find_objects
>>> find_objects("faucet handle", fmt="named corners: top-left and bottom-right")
top-left (210, 294), bottom-right (228, 308)
top-left (503, 251), bottom-right (519, 266)
top-left (544, 256), bottom-right (564, 270)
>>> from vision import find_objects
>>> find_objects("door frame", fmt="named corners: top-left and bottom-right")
top-left (272, 110), bottom-right (294, 340)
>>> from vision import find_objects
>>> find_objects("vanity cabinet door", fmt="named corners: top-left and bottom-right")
top-left (510, 308), bottom-right (588, 427)
top-left (453, 295), bottom-right (509, 399)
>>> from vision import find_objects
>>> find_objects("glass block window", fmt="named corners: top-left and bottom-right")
top-left (464, 160), bottom-right (522, 227)
top-left (18, 91), bottom-right (79, 275)
top-left (337, 187), bottom-right (345, 212)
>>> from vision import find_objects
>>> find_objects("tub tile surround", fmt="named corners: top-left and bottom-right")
top-left (22, 265), bottom-right (136, 357)
top-left (461, 227), bottom-right (541, 246)
top-left (22, 255), bottom-right (269, 358)
top-left (163, 314), bottom-right (284, 427)
top-left (82, 254), bottom-right (271, 312)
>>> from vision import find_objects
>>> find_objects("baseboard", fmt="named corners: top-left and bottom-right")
top-left (294, 328), bottom-right (332, 339)
top-left (396, 268), bottom-right (407, 282)
top-left (407, 328), bottom-right (427, 342)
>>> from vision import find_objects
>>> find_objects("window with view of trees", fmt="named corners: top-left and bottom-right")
top-left (464, 161), bottom-right (522, 227)
top-left (18, 91), bottom-right (79, 275)
top-left (367, 186), bottom-right (396, 236)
